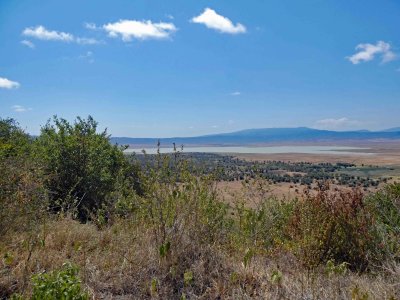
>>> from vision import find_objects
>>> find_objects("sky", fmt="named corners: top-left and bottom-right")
top-left (0, 0), bottom-right (399, 137)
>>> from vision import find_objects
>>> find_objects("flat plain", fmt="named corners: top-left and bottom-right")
top-left (215, 140), bottom-right (400, 204)
top-left (233, 140), bottom-right (400, 166)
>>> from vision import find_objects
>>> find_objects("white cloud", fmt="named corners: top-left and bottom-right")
top-left (21, 40), bottom-right (35, 48)
top-left (0, 77), bottom-right (20, 89)
top-left (84, 22), bottom-right (99, 30)
top-left (22, 25), bottom-right (101, 45)
top-left (347, 41), bottom-right (396, 64)
top-left (382, 50), bottom-right (396, 63)
top-left (315, 117), bottom-right (361, 130)
top-left (191, 8), bottom-right (246, 34)
top-left (231, 91), bottom-right (241, 96)
top-left (12, 105), bottom-right (32, 112)
top-left (103, 19), bottom-right (177, 41)
top-left (76, 37), bottom-right (102, 45)
top-left (22, 25), bottom-right (74, 42)
top-left (211, 125), bottom-right (219, 128)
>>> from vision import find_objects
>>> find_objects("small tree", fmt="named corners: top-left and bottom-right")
top-left (35, 116), bottom-right (138, 221)
top-left (0, 118), bottom-right (31, 158)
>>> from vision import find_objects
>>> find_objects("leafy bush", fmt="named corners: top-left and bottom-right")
top-left (136, 150), bottom-right (230, 248)
top-left (365, 183), bottom-right (400, 260)
top-left (230, 177), bottom-right (294, 258)
top-left (0, 119), bottom-right (47, 238)
top-left (116, 150), bottom-right (233, 297)
top-left (287, 183), bottom-right (379, 270)
top-left (30, 262), bottom-right (88, 300)
top-left (233, 196), bottom-right (293, 254)
top-left (0, 158), bottom-right (47, 238)
top-left (34, 116), bottom-right (139, 220)
top-left (0, 118), bottom-right (31, 158)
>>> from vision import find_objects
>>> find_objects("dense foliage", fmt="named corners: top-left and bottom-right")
top-left (11, 263), bottom-right (89, 300)
top-left (0, 118), bottom-right (46, 238)
top-left (0, 118), bottom-right (31, 158)
top-left (34, 116), bottom-right (140, 220)
top-left (365, 183), bottom-right (400, 260)
top-left (287, 184), bottom-right (380, 271)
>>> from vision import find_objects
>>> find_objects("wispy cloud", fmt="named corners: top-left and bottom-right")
top-left (12, 105), bottom-right (32, 112)
top-left (22, 25), bottom-right (101, 45)
top-left (21, 40), bottom-right (35, 49)
top-left (230, 91), bottom-right (241, 96)
top-left (84, 22), bottom-right (99, 30)
top-left (191, 8), bottom-right (246, 34)
top-left (347, 41), bottom-right (396, 64)
top-left (76, 37), bottom-right (102, 45)
top-left (61, 51), bottom-right (95, 63)
top-left (22, 25), bottom-right (74, 42)
top-left (79, 51), bottom-right (94, 63)
top-left (103, 19), bottom-right (177, 41)
top-left (315, 117), bottom-right (361, 130)
top-left (0, 77), bottom-right (20, 89)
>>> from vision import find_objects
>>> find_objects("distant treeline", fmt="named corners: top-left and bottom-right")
top-left (132, 152), bottom-right (388, 188)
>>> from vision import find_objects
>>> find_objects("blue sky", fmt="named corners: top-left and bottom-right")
top-left (0, 0), bottom-right (399, 137)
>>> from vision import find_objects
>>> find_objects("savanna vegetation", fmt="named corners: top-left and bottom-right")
top-left (1, 116), bottom-right (399, 299)
top-left (135, 153), bottom-right (389, 189)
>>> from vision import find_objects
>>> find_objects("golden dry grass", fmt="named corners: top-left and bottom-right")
top-left (1, 216), bottom-right (399, 299)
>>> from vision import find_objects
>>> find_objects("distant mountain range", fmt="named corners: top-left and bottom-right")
top-left (110, 127), bottom-right (400, 147)
top-left (382, 127), bottom-right (400, 132)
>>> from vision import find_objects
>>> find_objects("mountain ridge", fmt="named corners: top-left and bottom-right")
top-left (110, 127), bottom-right (400, 147)
top-left (382, 127), bottom-right (400, 132)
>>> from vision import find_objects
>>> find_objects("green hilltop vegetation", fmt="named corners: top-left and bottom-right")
top-left (1, 116), bottom-right (399, 299)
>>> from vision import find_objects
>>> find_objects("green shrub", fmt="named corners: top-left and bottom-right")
top-left (0, 118), bottom-right (31, 158)
top-left (34, 116), bottom-right (139, 221)
top-left (365, 183), bottom-right (400, 260)
top-left (0, 119), bottom-right (47, 238)
top-left (135, 150), bottom-right (230, 248)
top-left (232, 178), bottom-right (294, 254)
top-left (30, 262), bottom-right (88, 300)
top-left (0, 158), bottom-right (48, 238)
top-left (234, 197), bottom-right (294, 251)
top-left (287, 183), bottom-right (379, 270)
